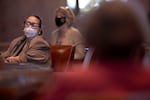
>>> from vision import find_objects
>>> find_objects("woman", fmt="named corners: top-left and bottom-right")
top-left (1, 15), bottom-right (50, 64)
top-left (50, 6), bottom-right (86, 60)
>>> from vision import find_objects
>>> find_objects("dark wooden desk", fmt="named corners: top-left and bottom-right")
top-left (0, 61), bottom-right (52, 100)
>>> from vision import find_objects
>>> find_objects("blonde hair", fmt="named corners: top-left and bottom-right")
top-left (55, 6), bottom-right (75, 26)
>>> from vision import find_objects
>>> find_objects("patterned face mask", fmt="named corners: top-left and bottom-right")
top-left (55, 17), bottom-right (66, 27)
top-left (23, 26), bottom-right (38, 38)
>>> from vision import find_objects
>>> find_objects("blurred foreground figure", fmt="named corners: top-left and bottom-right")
top-left (35, 1), bottom-right (150, 100)
top-left (1, 15), bottom-right (50, 64)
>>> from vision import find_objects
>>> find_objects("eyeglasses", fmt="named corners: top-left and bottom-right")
top-left (24, 21), bottom-right (40, 28)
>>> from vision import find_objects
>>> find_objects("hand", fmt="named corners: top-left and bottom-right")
top-left (4, 56), bottom-right (20, 64)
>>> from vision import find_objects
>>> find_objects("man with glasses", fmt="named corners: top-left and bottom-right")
top-left (1, 15), bottom-right (50, 65)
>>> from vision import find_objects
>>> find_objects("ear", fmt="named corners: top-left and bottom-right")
top-left (38, 28), bottom-right (42, 35)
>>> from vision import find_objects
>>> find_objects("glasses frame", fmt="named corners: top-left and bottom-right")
top-left (24, 21), bottom-right (40, 28)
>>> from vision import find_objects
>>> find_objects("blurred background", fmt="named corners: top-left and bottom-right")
top-left (0, 0), bottom-right (149, 47)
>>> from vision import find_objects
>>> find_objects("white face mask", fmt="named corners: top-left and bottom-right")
top-left (23, 27), bottom-right (38, 38)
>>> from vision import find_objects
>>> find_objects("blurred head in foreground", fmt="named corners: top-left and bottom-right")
top-left (86, 1), bottom-right (149, 62)
top-left (34, 1), bottom-right (150, 100)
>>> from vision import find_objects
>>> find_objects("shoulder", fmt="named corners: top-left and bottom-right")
top-left (32, 35), bottom-right (45, 40)
top-left (10, 35), bottom-right (26, 44)
top-left (30, 35), bottom-right (49, 46)
top-left (67, 27), bottom-right (82, 38)
top-left (69, 27), bottom-right (80, 34)
top-left (12, 35), bottom-right (25, 41)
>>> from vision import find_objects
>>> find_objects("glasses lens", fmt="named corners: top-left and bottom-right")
top-left (25, 21), bottom-right (39, 28)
